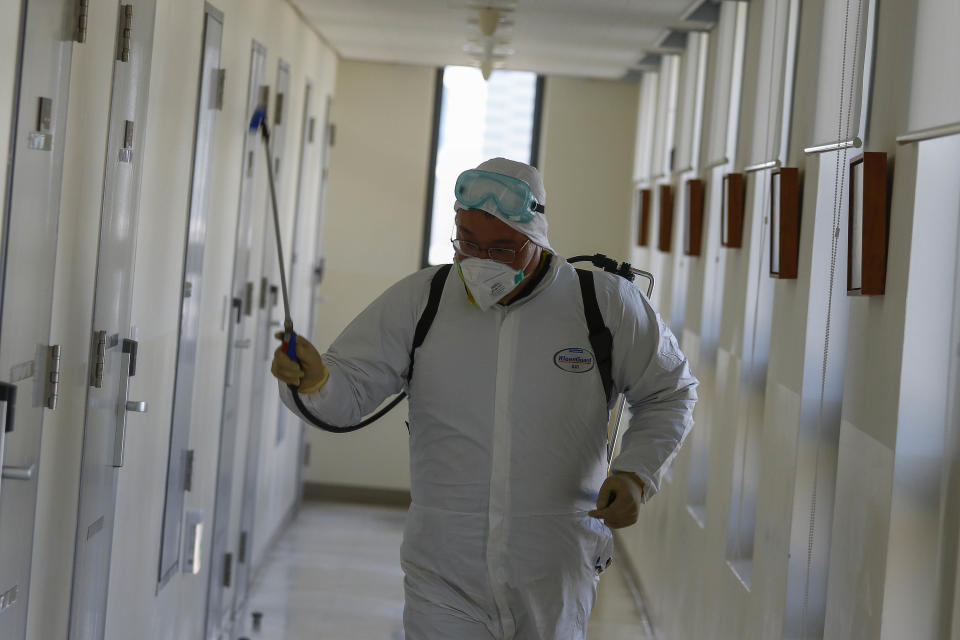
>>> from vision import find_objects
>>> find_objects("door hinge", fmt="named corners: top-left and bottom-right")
top-left (183, 280), bottom-right (193, 299)
top-left (238, 531), bottom-right (248, 564)
top-left (90, 330), bottom-right (106, 388)
top-left (303, 442), bottom-right (311, 467)
top-left (328, 123), bottom-right (336, 147)
top-left (44, 345), bottom-right (61, 410)
top-left (117, 5), bottom-right (133, 62)
top-left (183, 449), bottom-right (195, 491)
top-left (222, 552), bottom-right (233, 587)
top-left (212, 68), bottom-right (226, 111)
top-left (258, 277), bottom-right (268, 310)
top-left (308, 117), bottom-right (316, 143)
top-left (75, 0), bottom-right (90, 43)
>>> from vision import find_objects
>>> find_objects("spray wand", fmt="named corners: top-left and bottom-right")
top-left (249, 107), bottom-right (297, 363)
top-left (249, 107), bottom-right (401, 433)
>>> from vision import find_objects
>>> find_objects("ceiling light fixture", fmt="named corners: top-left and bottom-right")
top-left (481, 58), bottom-right (494, 81)
top-left (478, 7), bottom-right (500, 36)
top-left (469, 4), bottom-right (515, 81)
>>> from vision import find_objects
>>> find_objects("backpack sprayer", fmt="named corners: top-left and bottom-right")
top-left (250, 107), bottom-right (655, 459)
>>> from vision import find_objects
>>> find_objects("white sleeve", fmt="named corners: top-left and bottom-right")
top-left (606, 277), bottom-right (699, 502)
top-left (278, 268), bottom-right (439, 428)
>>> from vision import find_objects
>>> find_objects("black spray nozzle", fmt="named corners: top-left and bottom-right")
top-left (567, 253), bottom-right (636, 282)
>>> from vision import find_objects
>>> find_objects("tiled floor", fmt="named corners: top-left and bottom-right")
top-left (237, 502), bottom-right (655, 639)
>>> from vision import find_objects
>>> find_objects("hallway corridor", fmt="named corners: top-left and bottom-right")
top-left (2, 1), bottom-right (959, 638)
top-left (238, 502), bottom-right (655, 639)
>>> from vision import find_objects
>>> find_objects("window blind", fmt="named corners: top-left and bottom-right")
top-left (674, 32), bottom-right (709, 172)
top-left (706, 1), bottom-right (749, 166)
top-left (747, 0), bottom-right (796, 165)
top-left (907, 0), bottom-right (960, 134)
top-left (808, 0), bottom-right (872, 150)
top-left (634, 72), bottom-right (660, 182)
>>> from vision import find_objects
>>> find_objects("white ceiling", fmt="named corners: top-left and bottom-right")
top-left (290, 0), bottom-right (714, 80)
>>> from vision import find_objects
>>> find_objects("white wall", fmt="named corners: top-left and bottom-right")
top-left (537, 75), bottom-right (639, 261)
top-left (619, 0), bottom-right (960, 638)
top-left (301, 59), bottom-right (435, 492)
top-left (18, 1), bottom-right (337, 639)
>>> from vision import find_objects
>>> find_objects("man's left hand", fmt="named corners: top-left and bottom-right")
top-left (588, 472), bottom-right (645, 529)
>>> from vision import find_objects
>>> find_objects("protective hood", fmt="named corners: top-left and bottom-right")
top-left (454, 157), bottom-right (555, 253)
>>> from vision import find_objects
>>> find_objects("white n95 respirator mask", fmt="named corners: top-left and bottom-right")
top-left (457, 259), bottom-right (526, 311)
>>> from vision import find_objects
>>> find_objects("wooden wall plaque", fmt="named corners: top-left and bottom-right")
top-left (770, 167), bottom-right (800, 279)
top-left (721, 173), bottom-right (745, 248)
top-left (637, 188), bottom-right (651, 246)
top-left (684, 179), bottom-right (704, 256)
top-left (848, 152), bottom-right (888, 295)
top-left (658, 184), bottom-right (673, 253)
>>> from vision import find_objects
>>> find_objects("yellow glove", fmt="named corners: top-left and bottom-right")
top-left (271, 332), bottom-right (329, 394)
top-left (588, 472), bottom-right (645, 529)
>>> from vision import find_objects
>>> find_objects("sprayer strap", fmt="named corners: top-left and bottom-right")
top-left (407, 264), bottom-right (452, 384)
top-left (576, 269), bottom-right (615, 405)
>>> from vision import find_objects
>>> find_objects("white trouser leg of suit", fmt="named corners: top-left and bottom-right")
top-left (399, 505), bottom-right (614, 640)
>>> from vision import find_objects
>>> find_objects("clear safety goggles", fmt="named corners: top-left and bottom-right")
top-left (454, 169), bottom-right (545, 224)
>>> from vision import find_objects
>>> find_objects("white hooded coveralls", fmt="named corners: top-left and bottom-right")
top-left (279, 256), bottom-right (698, 639)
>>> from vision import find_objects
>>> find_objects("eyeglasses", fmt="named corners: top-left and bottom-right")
top-left (451, 238), bottom-right (531, 264)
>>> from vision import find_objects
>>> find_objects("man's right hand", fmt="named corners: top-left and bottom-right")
top-left (271, 332), bottom-right (329, 394)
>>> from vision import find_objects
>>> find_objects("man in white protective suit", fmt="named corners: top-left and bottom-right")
top-left (271, 157), bottom-right (698, 639)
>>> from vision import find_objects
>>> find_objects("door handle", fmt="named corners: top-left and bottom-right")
top-left (113, 345), bottom-right (146, 468)
top-left (122, 338), bottom-right (138, 376)
top-left (0, 382), bottom-right (17, 432)
top-left (1, 464), bottom-right (34, 481)
top-left (232, 297), bottom-right (243, 324)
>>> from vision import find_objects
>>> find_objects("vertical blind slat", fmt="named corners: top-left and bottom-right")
top-left (907, 0), bottom-right (960, 133)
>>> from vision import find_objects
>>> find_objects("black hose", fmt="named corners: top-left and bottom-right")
top-left (288, 383), bottom-right (407, 434)
top-left (568, 254), bottom-right (637, 282)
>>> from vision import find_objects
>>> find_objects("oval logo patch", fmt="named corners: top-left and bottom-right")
top-left (554, 348), bottom-right (595, 373)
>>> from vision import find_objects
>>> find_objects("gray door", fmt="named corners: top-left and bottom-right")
top-left (67, 1), bottom-right (157, 637)
top-left (276, 78), bottom-right (312, 448)
top-left (205, 40), bottom-right (266, 640)
top-left (232, 58), bottom-right (291, 612)
top-left (157, 2), bottom-right (224, 592)
top-left (0, 1), bottom-right (75, 637)
top-left (297, 94), bottom-right (333, 506)
top-left (287, 80), bottom-right (316, 508)
top-left (307, 94), bottom-right (333, 344)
